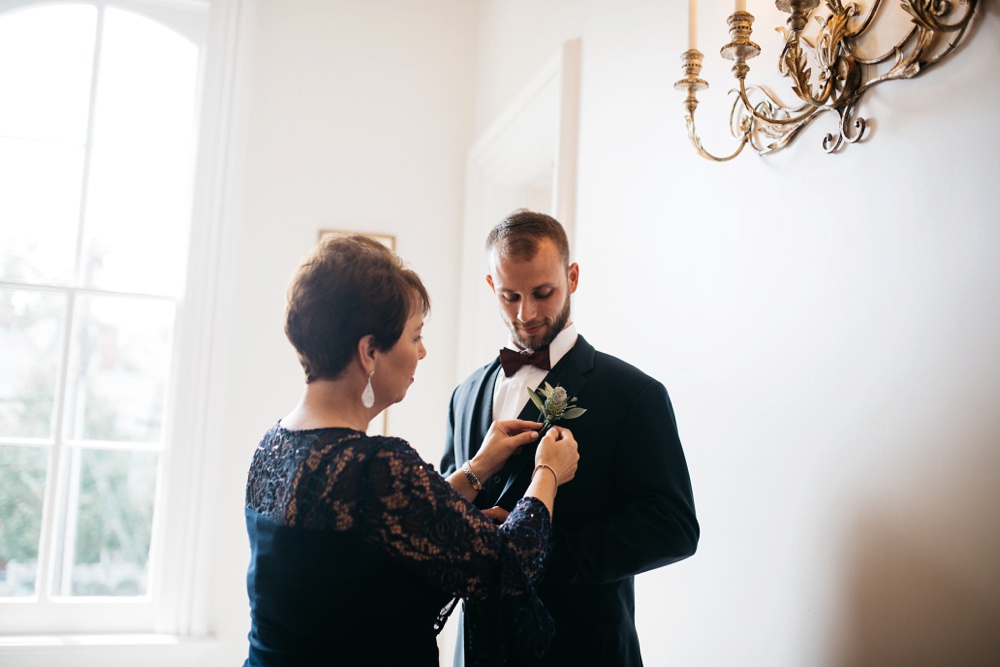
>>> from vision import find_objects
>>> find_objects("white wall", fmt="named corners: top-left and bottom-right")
top-left (195, 1), bottom-right (1000, 665)
top-left (195, 1), bottom-right (478, 663)
top-left (472, 1), bottom-right (1000, 665)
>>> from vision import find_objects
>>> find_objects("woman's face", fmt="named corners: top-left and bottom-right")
top-left (375, 307), bottom-right (426, 406)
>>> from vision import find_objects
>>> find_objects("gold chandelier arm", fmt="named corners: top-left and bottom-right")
top-left (845, 24), bottom-right (919, 65)
top-left (685, 113), bottom-right (749, 162)
top-left (903, 0), bottom-right (977, 33)
top-left (851, 4), bottom-right (972, 93)
top-left (675, 48), bottom-right (750, 161)
top-left (834, 0), bottom-right (913, 67)
top-left (842, 0), bottom-right (884, 39)
top-left (786, 54), bottom-right (840, 108)
top-left (848, 0), bottom-right (976, 65)
top-left (735, 79), bottom-right (820, 127)
top-left (920, 17), bottom-right (975, 66)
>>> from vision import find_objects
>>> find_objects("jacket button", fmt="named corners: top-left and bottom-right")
top-left (492, 476), bottom-right (501, 483)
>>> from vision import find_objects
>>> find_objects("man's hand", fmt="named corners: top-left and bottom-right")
top-left (481, 506), bottom-right (510, 524)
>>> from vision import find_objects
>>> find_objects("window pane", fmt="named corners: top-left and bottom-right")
top-left (0, 137), bottom-right (85, 285)
top-left (0, 289), bottom-right (67, 439)
top-left (0, 444), bottom-right (49, 597)
top-left (0, 4), bottom-right (96, 144)
top-left (66, 296), bottom-right (174, 444)
top-left (63, 447), bottom-right (157, 596)
top-left (82, 9), bottom-right (199, 296)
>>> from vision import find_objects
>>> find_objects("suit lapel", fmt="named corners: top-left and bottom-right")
top-left (495, 337), bottom-right (594, 508)
top-left (466, 361), bottom-right (502, 460)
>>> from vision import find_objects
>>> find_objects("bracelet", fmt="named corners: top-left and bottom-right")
top-left (533, 463), bottom-right (559, 487)
top-left (462, 460), bottom-right (484, 492)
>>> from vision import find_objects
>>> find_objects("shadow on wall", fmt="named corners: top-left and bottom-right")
top-left (833, 412), bottom-right (1000, 666)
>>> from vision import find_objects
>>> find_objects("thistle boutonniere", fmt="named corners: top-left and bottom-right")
top-left (527, 382), bottom-right (587, 434)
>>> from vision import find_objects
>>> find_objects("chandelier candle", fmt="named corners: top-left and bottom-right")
top-left (688, 0), bottom-right (697, 50)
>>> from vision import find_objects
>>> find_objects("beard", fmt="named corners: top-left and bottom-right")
top-left (509, 293), bottom-right (571, 351)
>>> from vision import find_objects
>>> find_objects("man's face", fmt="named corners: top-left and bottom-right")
top-left (486, 238), bottom-right (579, 351)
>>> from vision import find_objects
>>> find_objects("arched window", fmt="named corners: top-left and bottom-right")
top-left (0, 0), bottom-right (229, 649)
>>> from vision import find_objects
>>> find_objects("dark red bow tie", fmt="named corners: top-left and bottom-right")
top-left (499, 347), bottom-right (551, 377)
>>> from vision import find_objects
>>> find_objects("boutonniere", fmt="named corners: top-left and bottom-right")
top-left (527, 382), bottom-right (587, 434)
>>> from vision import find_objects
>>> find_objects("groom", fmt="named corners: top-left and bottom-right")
top-left (441, 209), bottom-right (699, 666)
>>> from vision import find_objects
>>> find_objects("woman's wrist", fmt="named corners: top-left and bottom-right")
top-left (469, 452), bottom-right (500, 479)
top-left (533, 463), bottom-right (558, 487)
top-left (525, 468), bottom-right (557, 518)
top-left (462, 460), bottom-right (485, 492)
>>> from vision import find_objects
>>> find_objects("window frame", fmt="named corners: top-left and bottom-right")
top-left (0, 0), bottom-right (240, 641)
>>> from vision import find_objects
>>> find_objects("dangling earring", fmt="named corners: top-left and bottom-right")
top-left (361, 370), bottom-right (375, 408)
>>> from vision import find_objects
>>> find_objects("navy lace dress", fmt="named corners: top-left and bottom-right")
top-left (244, 424), bottom-right (553, 666)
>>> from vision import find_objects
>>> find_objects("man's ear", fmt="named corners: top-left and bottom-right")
top-left (486, 274), bottom-right (496, 293)
top-left (567, 262), bottom-right (580, 294)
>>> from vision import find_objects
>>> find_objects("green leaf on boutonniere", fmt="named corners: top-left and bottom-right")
top-left (527, 382), bottom-right (587, 434)
top-left (527, 385), bottom-right (547, 413)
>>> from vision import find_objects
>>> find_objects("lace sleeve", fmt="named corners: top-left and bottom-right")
top-left (357, 437), bottom-right (552, 599)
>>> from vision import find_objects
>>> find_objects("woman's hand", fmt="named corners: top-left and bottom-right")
top-left (534, 426), bottom-right (579, 486)
top-left (471, 419), bottom-right (542, 479)
top-left (520, 426), bottom-right (579, 519)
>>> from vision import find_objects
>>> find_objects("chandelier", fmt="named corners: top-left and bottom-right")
top-left (674, 0), bottom-right (979, 160)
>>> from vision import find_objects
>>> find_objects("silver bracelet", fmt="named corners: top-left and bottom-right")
top-left (533, 463), bottom-right (558, 487)
top-left (462, 460), bottom-right (484, 492)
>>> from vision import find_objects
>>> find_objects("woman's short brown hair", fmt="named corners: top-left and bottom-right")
top-left (284, 235), bottom-right (429, 382)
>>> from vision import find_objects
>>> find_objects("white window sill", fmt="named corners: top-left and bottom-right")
top-left (0, 634), bottom-right (215, 667)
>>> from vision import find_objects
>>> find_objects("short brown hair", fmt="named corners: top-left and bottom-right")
top-left (486, 209), bottom-right (571, 266)
top-left (284, 235), bottom-right (429, 382)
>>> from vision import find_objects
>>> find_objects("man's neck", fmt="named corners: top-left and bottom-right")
top-left (505, 323), bottom-right (578, 368)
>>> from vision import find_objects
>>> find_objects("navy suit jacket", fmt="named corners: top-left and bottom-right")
top-left (441, 336), bottom-right (699, 666)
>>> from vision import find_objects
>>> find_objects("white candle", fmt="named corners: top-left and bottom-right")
top-left (736, 0), bottom-right (747, 12)
top-left (688, 0), bottom-right (698, 50)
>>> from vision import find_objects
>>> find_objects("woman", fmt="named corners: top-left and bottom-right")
top-left (244, 235), bottom-right (579, 666)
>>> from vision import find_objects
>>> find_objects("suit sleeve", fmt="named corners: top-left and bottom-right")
top-left (549, 379), bottom-right (699, 585)
top-left (440, 385), bottom-right (461, 476)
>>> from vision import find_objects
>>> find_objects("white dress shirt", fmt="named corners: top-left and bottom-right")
top-left (492, 323), bottom-right (578, 422)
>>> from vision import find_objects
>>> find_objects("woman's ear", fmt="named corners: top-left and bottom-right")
top-left (356, 335), bottom-right (377, 374)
